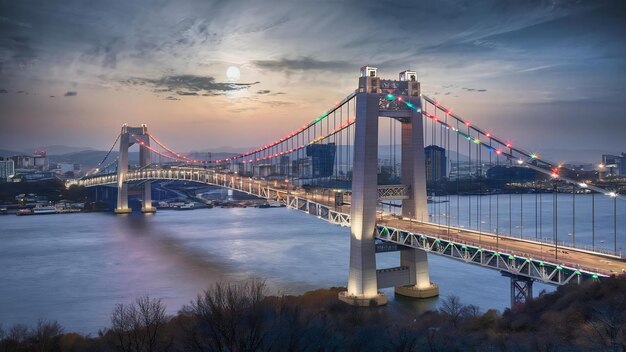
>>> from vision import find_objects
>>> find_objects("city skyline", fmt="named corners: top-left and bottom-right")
top-left (1, 0), bottom-right (625, 161)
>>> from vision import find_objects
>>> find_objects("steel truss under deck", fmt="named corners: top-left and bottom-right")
top-left (74, 167), bottom-right (608, 286)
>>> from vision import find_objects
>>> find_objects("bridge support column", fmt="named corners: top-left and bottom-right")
top-left (400, 110), bottom-right (428, 222)
top-left (505, 273), bottom-right (533, 308)
top-left (115, 130), bottom-right (131, 214)
top-left (140, 135), bottom-right (155, 214)
top-left (395, 248), bottom-right (439, 298)
top-left (339, 93), bottom-right (387, 307)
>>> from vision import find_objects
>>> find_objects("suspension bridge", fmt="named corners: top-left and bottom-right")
top-left (70, 67), bottom-right (625, 307)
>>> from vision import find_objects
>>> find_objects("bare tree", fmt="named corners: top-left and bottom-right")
top-left (586, 303), bottom-right (626, 352)
top-left (186, 279), bottom-right (267, 352)
top-left (110, 295), bottom-right (170, 352)
top-left (31, 319), bottom-right (64, 352)
top-left (7, 324), bottom-right (29, 344)
top-left (439, 295), bottom-right (466, 328)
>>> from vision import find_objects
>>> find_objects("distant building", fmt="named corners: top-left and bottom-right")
top-left (306, 143), bottom-right (336, 178)
top-left (600, 153), bottom-right (625, 178)
top-left (424, 145), bottom-right (446, 182)
top-left (10, 152), bottom-right (49, 170)
top-left (0, 159), bottom-right (15, 181)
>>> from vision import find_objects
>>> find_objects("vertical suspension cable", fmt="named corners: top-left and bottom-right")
top-left (509, 158), bottom-right (513, 236)
top-left (468, 123), bottom-right (472, 229)
top-left (554, 179), bottom-right (558, 260)
top-left (445, 110), bottom-right (451, 236)
top-left (592, 191), bottom-right (595, 250)
top-left (519, 186), bottom-right (524, 238)
top-left (496, 152), bottom-right (500, 249)
top-left (456, 118), bottom-right (460, 228)
top-left (572, 184), bottom-right (576, 247)
top-left (614, 195), bottom-right (618, 255)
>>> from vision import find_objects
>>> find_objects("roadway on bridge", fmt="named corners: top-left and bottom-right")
top-left (288, 186), bottom-right (626, 276)
top-left (79, 169), bottom-right (626, 277)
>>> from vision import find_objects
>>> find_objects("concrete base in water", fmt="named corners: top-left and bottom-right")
top-left (114, 208), bottom-right (133, 214)
top-left (338, 291), bottom-right (388, 306)
top-left (141, 207), bottom-right (157, 214)
top-left (395, 283), bottom-right (440, 299)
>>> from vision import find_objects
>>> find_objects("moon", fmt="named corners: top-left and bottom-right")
top-left (226, 66), bottom-right (240, 81)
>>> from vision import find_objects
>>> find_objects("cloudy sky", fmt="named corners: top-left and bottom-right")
top-left (0, 0), bottom-right (624, 161)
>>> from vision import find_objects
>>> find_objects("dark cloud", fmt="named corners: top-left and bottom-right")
top-left (64, 91), bottom-right (77, 97)
top-left (50, 95), bottom-right (55, 98)
top-left (127, 74), bottom-right (259, 96)
top-left (254, 57), bottom-right (354, 72)
top-left (261, 100), bottom-right (294, 107)
top-left (0, 89), bottom-right (7, 93)
top-left (462, 87), bottom-right (487, 92)
top-left (256, 89), bottom-right (271, 95)
top-left (164, 96), bottom-right (180, 101)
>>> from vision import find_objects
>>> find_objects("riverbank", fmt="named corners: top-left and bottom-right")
top-left (1, 276), bottom-right (625, 351)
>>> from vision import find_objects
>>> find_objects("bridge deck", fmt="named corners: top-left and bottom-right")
top-left (76, 168), bottom-right (626, 281)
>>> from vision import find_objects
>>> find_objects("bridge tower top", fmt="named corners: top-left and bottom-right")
top-left (358, 67), bottom-right (420, 97)
top-left (121, 123), bottom-right (148, 136)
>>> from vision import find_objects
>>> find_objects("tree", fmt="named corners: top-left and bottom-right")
top-left (31, 319), bottom-right (64, 352)
top-left (439, 295), bottom-right (466, 328)
top-left (185, 279), bottom-right (267, 352)
top-left (110, 295), bottom-right (170, 352)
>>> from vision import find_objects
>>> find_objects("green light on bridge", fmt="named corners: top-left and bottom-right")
top-left (386, 93), bottom-right (396, 101)
top-left (592, 274), bottom-right (599, 279)
top-left (556, 265), bottom-right (563, 270)
top-left (314, 113), bottom-right (328, 123)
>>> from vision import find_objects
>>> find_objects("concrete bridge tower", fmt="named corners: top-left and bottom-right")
top-left (339, 67), bottom-right (438, 306)
top-left (115, 124), bottom-right (156, 214)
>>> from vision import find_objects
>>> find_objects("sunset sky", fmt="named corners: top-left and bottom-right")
top-left (1, 0), bottom-right (625, 161)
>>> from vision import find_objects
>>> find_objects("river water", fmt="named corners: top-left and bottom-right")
top-left (0, 195), bottom-right (623, 334)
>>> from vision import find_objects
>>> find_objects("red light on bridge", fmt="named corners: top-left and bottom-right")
top-left (465, 122), bottom-right (471, 126)
top-left (495, 149), bottom-right (502, 155)
top-left (506, 143), bottom-right (512, 148)
top-left (486, 132), bottom-right (491, 137)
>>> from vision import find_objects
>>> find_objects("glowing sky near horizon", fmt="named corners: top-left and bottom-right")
top-left (0, 0), bottom-right (625, 162)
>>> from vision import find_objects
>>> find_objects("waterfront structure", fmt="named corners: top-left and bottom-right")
top-left (73, 67), bottom-right (625, 308)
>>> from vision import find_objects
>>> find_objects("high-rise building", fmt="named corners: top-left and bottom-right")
top-left (424, 145), bottom-right (446, 182)
top-left (306, 143), bottom-right (336, 178)
top-left (0, 159), bottom-right (15, 181)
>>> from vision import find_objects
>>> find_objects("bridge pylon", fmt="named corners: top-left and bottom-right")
top-left (115, 124), bottom-right (155, 214)
top-left (339, 67), bottom-right (438, 307)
